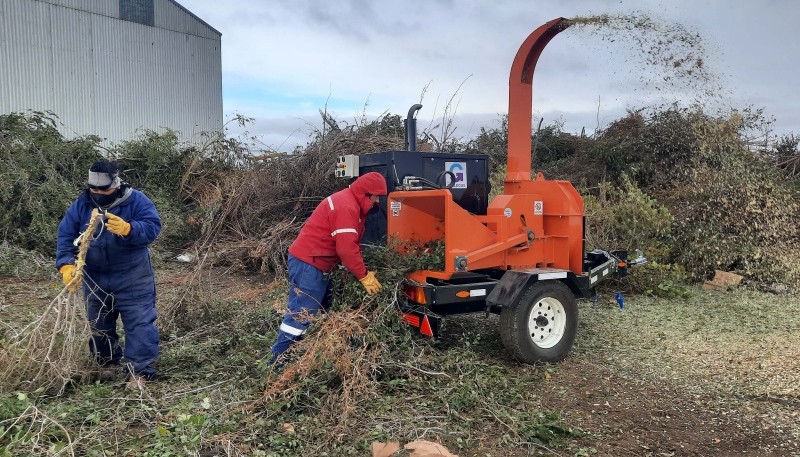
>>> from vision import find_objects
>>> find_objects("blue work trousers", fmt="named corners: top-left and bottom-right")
top-left (270, 254), bottom-right (332, 360)
top-left (84, 258), bottom-right (160, 378)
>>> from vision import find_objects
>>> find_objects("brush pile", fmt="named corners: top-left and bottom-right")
top-left (252, 241), bottom-right (444, 430)
top-left (158, 113), bottom-right (408, 330)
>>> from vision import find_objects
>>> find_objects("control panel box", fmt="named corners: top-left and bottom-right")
top-left (334, 154), bottom-right (360, 178)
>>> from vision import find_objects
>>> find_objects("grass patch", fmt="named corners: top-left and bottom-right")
top-left (576, 287), bottom-right (800, 400)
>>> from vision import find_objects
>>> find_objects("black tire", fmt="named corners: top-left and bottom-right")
top-left (499, 280), bottom-right (577, 364)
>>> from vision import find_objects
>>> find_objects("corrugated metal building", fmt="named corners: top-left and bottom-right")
top-left (0, 0), bottom-right (222, 144)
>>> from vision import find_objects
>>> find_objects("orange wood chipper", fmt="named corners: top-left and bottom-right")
top-left (335, 18), bottom-right (645, 364)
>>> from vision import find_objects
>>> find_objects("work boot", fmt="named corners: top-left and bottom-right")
top-left (89, 366), bottom-right (121, 383)
top-left (266, 352), bottom-right (291, 374)
top-left (125, 374), bottom-right (146, 391)
top-left (124, 372), bottom-right (157, 391)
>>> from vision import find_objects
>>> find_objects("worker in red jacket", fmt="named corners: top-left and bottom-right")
top-left (269, 172), bottom-right (388, 364)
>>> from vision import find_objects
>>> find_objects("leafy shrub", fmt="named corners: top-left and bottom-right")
top-left (0, 112), bottom-right (250, 257)
top-left (3, 107), bottom-right (799, 289)
top-left (613, 260), bottom-right (690, 297)
top-left (583, 175), bottom-right (673, 259)
top-left (0, 244), bottom-right (52, 278)
top-left (592, 108), bottom-right (698, 190)
top-left (583, 176), bottom-right (686, 294)
top-left (110, 129), bottom-right (246, 251)
top-left (0, 112), bottom-right (102, 254)
top-left (774, 133), bottom-right (800, 177)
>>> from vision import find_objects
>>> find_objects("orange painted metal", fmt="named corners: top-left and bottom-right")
top-left (387, 18), bottom-right (584, 280)
top-left (507, 17), bottom-right (570, 182)
top-left (388, 172), bottom-right (583, 278)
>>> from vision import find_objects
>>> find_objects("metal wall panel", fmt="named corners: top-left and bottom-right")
top-left (1, 0), bottom-right (54, 112)
top-left (50, 5), bottom-right (96, 136)
top-left (0, 0), bottom-right (222, 145)
top-left (155, 0), bottom-right (220, 40)
top-left (90, 12), bottom-right (222, 142)
top-left (37, 0), bottom-right (118, 18)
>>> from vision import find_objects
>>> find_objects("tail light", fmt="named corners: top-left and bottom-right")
top-left (402, 283), bottom-right (427, 305)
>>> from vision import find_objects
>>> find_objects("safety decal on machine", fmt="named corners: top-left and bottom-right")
top-left (534, 201), bottom-right (543, 215)
top-left (390, 201), bottom-right (402, 216)
top-left (503, 208), bottom-right (512, 218)
top-left (445, 162), bottom-right (467, 189)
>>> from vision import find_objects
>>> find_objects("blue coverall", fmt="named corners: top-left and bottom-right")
top-left (56, 188), bottom-right (161, 378)
top-left (269, 254), bottom-right (333, 358)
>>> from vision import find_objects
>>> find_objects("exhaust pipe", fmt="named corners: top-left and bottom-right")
top-left (404, 104), bottom-right (423, 151)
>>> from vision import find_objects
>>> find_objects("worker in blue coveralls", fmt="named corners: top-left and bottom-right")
top-left (56, 160), bottom-right (162, 387)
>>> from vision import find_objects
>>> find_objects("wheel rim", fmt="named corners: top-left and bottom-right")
top-left (527, 296), bottom-right (566, 349)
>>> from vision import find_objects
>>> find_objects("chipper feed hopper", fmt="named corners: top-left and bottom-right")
top-left (336, 18), bottom-right (644, 364)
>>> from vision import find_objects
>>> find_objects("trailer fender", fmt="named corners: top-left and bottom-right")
top-left (485, 268), bottom-right (588, 313)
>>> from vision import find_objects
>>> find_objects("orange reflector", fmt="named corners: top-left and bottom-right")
top-left (414, 287), bottom-right (427, 304)
top-left (617, 261), bottom-right (627, 268)
top-left (420, 315), bottom-right (434, 337)
top-left (402, 284), bottom-right (427, 305)
top-left (455, 290), bottom-right (470, 298)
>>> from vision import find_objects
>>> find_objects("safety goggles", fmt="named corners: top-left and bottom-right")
top-left (87, 172), bottom-right (120, 191)
top-left (88, 183), bottom-right (114, 191)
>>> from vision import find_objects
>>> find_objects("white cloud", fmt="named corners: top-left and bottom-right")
top-left (182, 0), bottom-right (800, 150)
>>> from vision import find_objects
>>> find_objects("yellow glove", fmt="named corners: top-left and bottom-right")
top-left (359, 271), bottom-right (382, 295)
top-left (105, 212), bottom-right (131, 236)
top-left (59, 264), bottom-right (79, 291)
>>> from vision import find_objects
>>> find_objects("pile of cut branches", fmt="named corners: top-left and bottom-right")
top-left (249, 241), bottom-right (444, 432)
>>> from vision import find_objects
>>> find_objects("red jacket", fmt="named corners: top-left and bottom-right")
top-left (288, 172), bottom-right (387, 279)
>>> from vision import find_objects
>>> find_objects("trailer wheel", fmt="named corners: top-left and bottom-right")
top-left (499, 280), bottom-right (577, 364)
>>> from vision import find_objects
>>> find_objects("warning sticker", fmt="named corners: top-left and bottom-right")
top-left (390, 201), bottom-right (402, 216)
top-left (503, 208), bottom-right (512, 218)
top-left (534, 201), bottom-right (543, 215)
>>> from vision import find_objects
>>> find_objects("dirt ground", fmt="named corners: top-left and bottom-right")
top-left (2, 269), bottom-right (798, 457)
top-left (535, 357), bottom-right (797, 456)
top-left (443, 287), bottom-right (800, 457)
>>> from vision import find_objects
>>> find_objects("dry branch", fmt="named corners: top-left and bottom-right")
top-left (0, 210), bottom-right (102, 395)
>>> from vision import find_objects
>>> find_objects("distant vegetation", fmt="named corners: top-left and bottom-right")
top-left (2, 107), bottom-right (797, 290)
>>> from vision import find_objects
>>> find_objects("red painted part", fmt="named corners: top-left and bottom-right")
top-left (387, 175), bottom-right (584, 276)
top-left (402, 313), bottom-right (421, 328)
top-left (419, 316), bottom-right (434, 337)
top-left (402, 282), bottom-right (428, 305)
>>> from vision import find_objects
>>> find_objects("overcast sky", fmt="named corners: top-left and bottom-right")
top-left (179, 0), bottom-right (799, 151)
